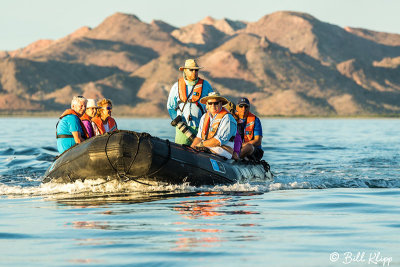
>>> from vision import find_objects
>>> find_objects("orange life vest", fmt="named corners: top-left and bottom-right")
top-left (91, 116), bottom-right (106, 135)
top-left (106, 117), bottom-right (118, 132)
top-left (91, 116), bottom-right (117, 134)
top-left (178, 78), bottom-right (204, 103)
top-left (201, 108), bottom-right (229, 140)
top-left (80, 113), bottom-right (91, 122)
top-left (201, 108), bottom-right (234, 155)
top-left (58, 109), bottom-right (89, 139)
top-left (243, 112), bottom-right (256, 143)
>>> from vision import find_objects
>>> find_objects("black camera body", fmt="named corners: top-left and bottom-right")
top-left (171, 115), bottom-right (196, 142)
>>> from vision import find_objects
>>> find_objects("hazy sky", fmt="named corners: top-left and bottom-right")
top-left (1, 0), bottom-right (399, 51)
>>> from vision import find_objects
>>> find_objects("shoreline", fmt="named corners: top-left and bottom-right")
top-left (0, 111), bottom-right (399, 119)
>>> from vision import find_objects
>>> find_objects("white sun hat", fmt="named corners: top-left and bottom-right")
top-left (86, 99), bottom-right (98, 108)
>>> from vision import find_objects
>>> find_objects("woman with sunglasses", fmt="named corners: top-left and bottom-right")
top-left (91, 98), bottom-right (118, 135)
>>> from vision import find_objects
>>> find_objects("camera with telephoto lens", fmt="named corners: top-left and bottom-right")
top-left (171, 115), bottom-right (196, 142)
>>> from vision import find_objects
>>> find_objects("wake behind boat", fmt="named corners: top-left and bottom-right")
top-left (43, 130), bottom-right (273, 186)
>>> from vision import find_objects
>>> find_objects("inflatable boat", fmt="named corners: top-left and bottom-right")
top-left (43, 130), bottom-right (273, 186)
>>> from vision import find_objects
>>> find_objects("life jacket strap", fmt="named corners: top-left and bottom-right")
top-left (57, 134), bottom-right (74, 139)
top-left (195, 101), bottom-right (205, 115)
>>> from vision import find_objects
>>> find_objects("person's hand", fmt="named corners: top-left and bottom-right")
top-left (196, 141), bottom-right (205, 148)
top-left (197, 146), bottom-right (211, 153)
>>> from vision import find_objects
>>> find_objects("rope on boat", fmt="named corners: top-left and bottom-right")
top-left (260, 160), bottom-right (271, 172)
top-left (125, 131), bottom-right (144, 174)
top-left (104, 131), bottom-right (153, 186)
top-left (103, 131), bottom-right (172, 186)
top-left (115, 135), bottom-right (172, 182)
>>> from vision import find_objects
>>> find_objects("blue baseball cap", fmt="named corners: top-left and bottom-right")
top-left (237, 97), bottom-right (250, 106)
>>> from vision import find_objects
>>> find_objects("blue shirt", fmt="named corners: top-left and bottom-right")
top-left (253, 117), bottom-right (263, 137)
top-left (167, 78), bottom-right (214, 127)
top-left (197, 111), bottom-right (237, 146)
top-left (56, 114), bottom-right (84, 154)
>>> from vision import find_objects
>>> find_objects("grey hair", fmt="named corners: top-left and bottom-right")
top-left (71, 95), bottom-right (87, 108)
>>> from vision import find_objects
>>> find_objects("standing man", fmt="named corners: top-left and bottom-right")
top-left (191, 92), bottom-right (237, 159)
top-left (56, 96), bottom-right (89, 154)
top-left (236, 97), bottom-right (264, 161)
top-left (167, 59), bottom-right (214, 145)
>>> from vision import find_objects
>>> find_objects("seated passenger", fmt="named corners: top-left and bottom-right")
top-left (236, 97), bottom-right (264, 161)
top-left (190, 92), bottom-right (237, 159)
top-left (80, 99), bottom-right (98, 138)
top-left (56, 96), bottom-right (89, 154)
top-left (92, 98), bottom-right (118, 134)
top-left (224, 101), bottom-right (242, 160)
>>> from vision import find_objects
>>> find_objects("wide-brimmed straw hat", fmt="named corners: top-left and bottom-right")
top-left (179, 59), bottom-right (203, 71)
top-left (86, 99), bottom-right (98, 108)
top-left (200, 92), bottom-right (229, 105)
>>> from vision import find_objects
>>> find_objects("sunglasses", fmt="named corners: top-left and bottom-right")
top-left (207, 101), bottom-right (220, 106)
top-left (187, 69), bottom-right (199, 72)
top-left (102, 107), bottom-right (112, 110)
top-left (238, 104), bottom-right (249, 108)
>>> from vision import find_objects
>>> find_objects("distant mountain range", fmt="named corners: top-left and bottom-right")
top-left (1, 11), bottom-right (400, 116)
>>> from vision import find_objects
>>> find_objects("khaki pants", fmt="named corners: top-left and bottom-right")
top-left (175, 126), bottom-right (198, 145)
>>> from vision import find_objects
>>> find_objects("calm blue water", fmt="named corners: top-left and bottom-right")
top-left (0, 118), bottom-right (399, 267)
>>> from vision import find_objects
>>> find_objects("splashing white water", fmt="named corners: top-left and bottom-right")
top-left (1, 174), bottom-right (399, 200)
top-left (0, 179), bottom-right (271, 197)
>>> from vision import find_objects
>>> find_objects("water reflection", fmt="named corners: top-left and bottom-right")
top-left (174, 193), bottom-right (260, 219)
top-left (67, 221), bottom-right (110, 230)
top-left (69, 258), bottom-right (103, 264)
top-left (53, 190), bottom-right (263, 253)
top-left (174, 197), bottom-right (228, 219)
top-left (173, 236), bottom-right (224, 251)
top-left (52, 191), bottom-right (201, 206)
top-left (172, 193), bottom-right (261, 251)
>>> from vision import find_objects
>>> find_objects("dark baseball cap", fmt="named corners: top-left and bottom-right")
top-left (237, 97), bottom-right (250, 106)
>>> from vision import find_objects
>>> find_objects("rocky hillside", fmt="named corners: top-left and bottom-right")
top-left (1, 11), bottom-right (400, 116)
